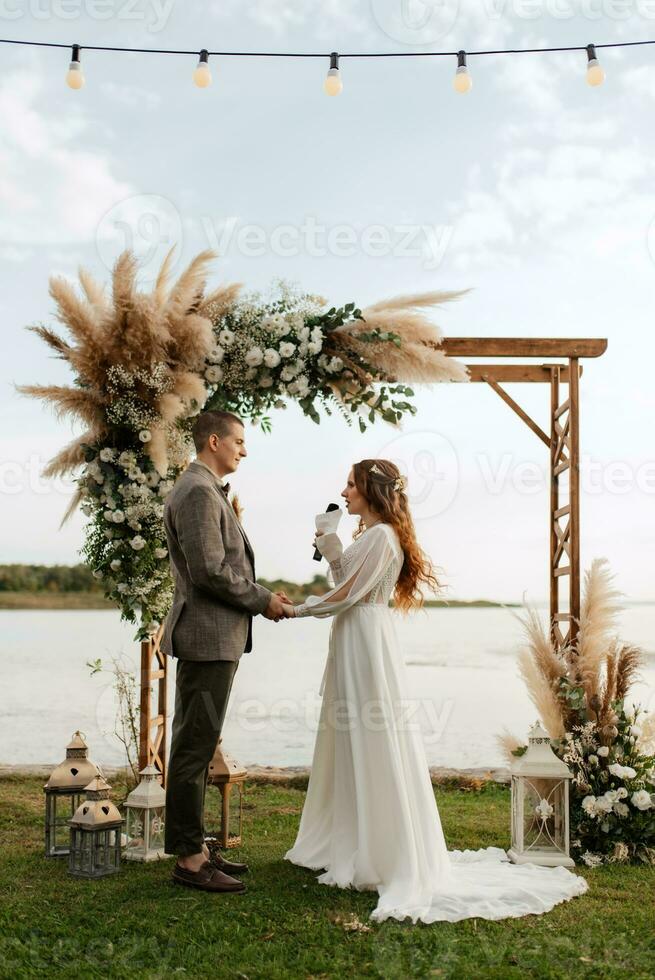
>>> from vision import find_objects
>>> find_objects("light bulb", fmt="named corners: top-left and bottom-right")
top-left (324, 51), bottom-right (342, 96)
top-left (193, 49), bottom-right (212, 87)
top-left (586, 44), bottom-right (605, 86)
top-left (66, 44), bottom-right (84, 90)
top-left (453, 50), bottom-right (472, 93)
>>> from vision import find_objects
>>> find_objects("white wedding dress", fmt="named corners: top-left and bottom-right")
top-left (284, 522), bottom-right (588, 923)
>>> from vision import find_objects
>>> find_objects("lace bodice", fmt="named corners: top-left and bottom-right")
top-left (295, 523), bottom-right (403, 618)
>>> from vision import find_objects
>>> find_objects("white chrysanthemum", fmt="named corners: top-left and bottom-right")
top-left (219, 328), bottom-right (235, 347)
top-left (205, 365), bottom-right (224, 384)
top-left (139, 429), bottom-right (152, 443)
top-left (130, 535), bottom-right (146, 551)
top-left (208, 346), bottom-right (225, 364)
top-left (264, 348), bottom-right (281, 368)
top-left (154, 547), bottom-right (168, 559)
top-left (118, 451), bottom-right (136, 469)
top-left (245, 346), bottom-right (264, 367)
top-left (146, 472), bottom-right (160, 488)
top-left (631, 789), bottom-right (653, 810)
top-left (110, 559), bottom-right (122, 571)
top-left (597, 745), bottom-right (610, 757)
top-left (279, 342), bottom-right (296, 359)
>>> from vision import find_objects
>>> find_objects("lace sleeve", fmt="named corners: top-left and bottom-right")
top-left (295, 525), bottom-right (396, 619)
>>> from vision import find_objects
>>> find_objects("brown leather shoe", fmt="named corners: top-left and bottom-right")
top-left (172, 860), bottom-right (246, 893)
top-left (209, 850), bottom-right (249, 876)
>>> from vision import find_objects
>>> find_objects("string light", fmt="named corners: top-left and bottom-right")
top-left (586, 43), bottom-right (605, 86)
top-left (0, 34), bottom-right (647, 92)
top-left (193, 48), bottom-right (212, 87)
top-left (65, 43), bottom-right (84, 90)
top-left (453, 50), bottom-right (472, 93)
top-left (324, 51), bottom-right (342, 96)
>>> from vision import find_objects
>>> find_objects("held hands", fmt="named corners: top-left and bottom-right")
top-left (263, 592), bottom-right (296, 622)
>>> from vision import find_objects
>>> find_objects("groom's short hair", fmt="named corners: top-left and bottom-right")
top-left (192, 410), bottom-right (243, 452)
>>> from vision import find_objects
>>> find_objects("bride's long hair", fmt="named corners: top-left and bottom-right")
top-left (352, 459), bottom-right (444, 613)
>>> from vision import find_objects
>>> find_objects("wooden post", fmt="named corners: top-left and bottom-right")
top-left (138, 625), bottom-right (167, 785)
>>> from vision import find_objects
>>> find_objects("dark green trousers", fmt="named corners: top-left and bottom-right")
top-left (165, 658), bottom-right (239, 857)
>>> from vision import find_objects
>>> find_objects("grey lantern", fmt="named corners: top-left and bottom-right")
top-left (43, 731), bottom-right (99, 858)
top-left (68, 775), bottom-right (123, 878)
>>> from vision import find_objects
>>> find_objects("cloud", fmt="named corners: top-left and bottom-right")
top-left (0, 68), bottom-right (133, 247)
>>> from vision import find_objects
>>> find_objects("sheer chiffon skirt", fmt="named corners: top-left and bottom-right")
top-left (284, 606), bottom-right (588, 924)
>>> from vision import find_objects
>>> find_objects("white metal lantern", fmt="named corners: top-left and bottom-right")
top-left (43, 731), bottom-right (99, 858)
top-left (68, 775), bottom-right (123, 878)
top-left (508, 720), bottom-right (574, 868)
top-left (123, 765), bottom-right (168, 862)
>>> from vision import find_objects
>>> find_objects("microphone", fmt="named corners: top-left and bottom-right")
top-left (313, 503), bottom-right (340, 561)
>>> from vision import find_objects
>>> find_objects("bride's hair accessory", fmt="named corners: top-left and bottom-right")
top-left (368, 462), bottom-right (407, 494)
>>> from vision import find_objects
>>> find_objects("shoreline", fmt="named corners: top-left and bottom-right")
top-left (0, 763), bottom-right (510, 786)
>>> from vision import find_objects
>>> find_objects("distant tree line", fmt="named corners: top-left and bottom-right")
top-left (0, 564), bottom-right (330, 600)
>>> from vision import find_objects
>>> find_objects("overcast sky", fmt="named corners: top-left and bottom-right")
top-left (1, 1), bottom-right (654, 603)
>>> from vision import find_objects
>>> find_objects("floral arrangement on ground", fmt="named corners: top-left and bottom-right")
top-left (19, 247), bottom-right (469, 637)
top-left (502, 558), bottom-right (655, 866)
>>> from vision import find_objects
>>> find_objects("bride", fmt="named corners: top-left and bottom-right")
top-left (280, 458), bottom-right (588, 924)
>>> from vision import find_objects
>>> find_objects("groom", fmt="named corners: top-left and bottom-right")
top-left (161, 409), bottom-right (288, 893)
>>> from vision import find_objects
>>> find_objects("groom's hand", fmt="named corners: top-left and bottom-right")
top-left (281, 603), bottom-right (296, 618)
top-left (275, 590), bottom-right (290, 603)
top-left (263, 594), bottom-right (287, 622)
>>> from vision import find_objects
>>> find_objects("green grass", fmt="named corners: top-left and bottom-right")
top-left (1, 776), bottom-right (653, 979)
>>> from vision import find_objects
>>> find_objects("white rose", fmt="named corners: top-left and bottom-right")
top-left (307, 340), bottom-right (323, 355)
top-left (130, 535), bottom-right (146, 551)
top-left (92, 569), bottom-right (103, 580)
top-left (311, 326), bottom-right (324, 343)
top-left (298, 341), bottom-right (308, 357)
top-left (609, 764), bottom-right (637, 780)
top-left (208, 346), bottom-right (224, 363)
top-left (581, 795), bottom-right (597, 817)
top-left (154, 547), bottom-right (168, 559)
top-left (298, 325), bottom-right (310, 341)
top-left (117, 583), bottom-right (128, 594)
top-left (245, 367), bottom-right (257, 380)
top-left (264, 348), bottom-right (281, 368)
top-left (110, 559), bottom-right (122, 571)
top-left (614, 802), bottom-right (630, 817)
top-left (205, 365), bottom-right (224, 384)
top-left (594, 795), bottom-right (614, 815)
top-left (597, 746), bottom-right (610, 758)
top-left (631, 789), bottom-right (653, 811)
top-left (261, 315), bottom-right (275, 332)
top-left (99, 448), bottom-right (116, 463)
top-left (219, 328), bottom-right (235, 347)
top-left (279, 342), bottom-right (296, 359)
top-left (295, 375), bottom-right (310, 397)
top-left (103, 510), bottom-right (114, 522)
top-left (245, 346), bottom-right (264, 367)
top-left (280, 366), bottom-right (296, 382)
top-left (259, 375), bottom-right (274, 388)
top-left (139, 430), bottom-right (151, 443)
top-left (112, 510), bottom-right (125, 524)
top-left (588, 755), bottom-right (598, 766)
top-left (104, 529), bottom-right (114, 540)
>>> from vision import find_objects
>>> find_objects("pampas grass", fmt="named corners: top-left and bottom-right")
top-left (324, 289), bottom-right (471, 385)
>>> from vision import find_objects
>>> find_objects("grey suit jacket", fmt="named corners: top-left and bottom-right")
top-left (160, 461), bottom-right (272, 662)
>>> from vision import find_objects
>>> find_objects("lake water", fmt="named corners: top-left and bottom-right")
top-left (2, 606), bottom-right (654, 771)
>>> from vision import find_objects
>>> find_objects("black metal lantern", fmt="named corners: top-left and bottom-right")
top-left (68, 775), bottom-right (123, 878)
top-left (44, 732), bottom-right (99, 858)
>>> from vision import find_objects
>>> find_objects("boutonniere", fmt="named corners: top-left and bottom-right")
top-left (231, 493), bottom-right (243, 524)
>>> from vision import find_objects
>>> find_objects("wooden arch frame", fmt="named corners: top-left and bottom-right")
top-left (139, 335), bottom-right (608, 783)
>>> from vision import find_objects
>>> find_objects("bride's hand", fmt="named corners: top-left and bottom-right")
top-left (281, 603), bottom-right (296, 618)
top-left (313, 530), bottom-right (324, 549)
